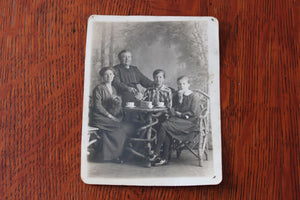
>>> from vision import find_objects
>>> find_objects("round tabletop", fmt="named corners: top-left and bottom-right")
top-left (123, 106), bottom-right (168, 113)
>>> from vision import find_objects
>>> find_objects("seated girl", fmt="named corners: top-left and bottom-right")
top-left (149, 76), bottom-right (202, 166)
top-left (143, 69), bottom-right (172, 108)
top-left (89, 67), bottom-right (134, 162)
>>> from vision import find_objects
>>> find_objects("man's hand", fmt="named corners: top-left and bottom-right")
top-left (128, 87), bottom-right (138, 95)
top-left (135, 92), bottom-right (143, 100)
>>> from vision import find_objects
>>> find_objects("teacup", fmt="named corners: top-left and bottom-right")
top-left (145, 101), bottom-right (152, 107)
top-left (126, 102), bottom-right (135, 107)
top-left (157, 102), bottom-right (165, 107)
top-left (140, 101), bottom-right (153, 108)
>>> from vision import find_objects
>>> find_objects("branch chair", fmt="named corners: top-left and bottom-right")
top-left (173, 90), bottom-right (210, 167)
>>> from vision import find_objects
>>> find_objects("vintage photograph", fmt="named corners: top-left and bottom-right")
top-left (81, 16), bottom-right (222, 186)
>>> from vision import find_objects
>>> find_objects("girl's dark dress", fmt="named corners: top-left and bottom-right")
top-left (153, 91), bottom-right (202, 160)
top-left (163, 92), bottom-right (201, 142)
top-left (89, 83), bottom-right (132, 161)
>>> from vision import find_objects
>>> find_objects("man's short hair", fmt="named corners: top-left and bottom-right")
top-left (153, 69), bottom-right (166, 78)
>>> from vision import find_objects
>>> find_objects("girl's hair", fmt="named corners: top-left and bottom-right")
top-left (177, 75), bottom-right (190, 83)
top-left (153, 69), bottom-right (166, 78)
top-left (99, 67), bottom-right (115, 77)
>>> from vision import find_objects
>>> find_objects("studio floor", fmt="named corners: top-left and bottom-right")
top-left (87, 150), bottom-right (214, 179)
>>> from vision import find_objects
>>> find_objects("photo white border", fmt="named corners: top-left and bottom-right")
top-left (81, 15), bottom-right (222, 186)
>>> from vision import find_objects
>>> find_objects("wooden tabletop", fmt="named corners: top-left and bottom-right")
top-left (0, 0), bottom-right (298, 199)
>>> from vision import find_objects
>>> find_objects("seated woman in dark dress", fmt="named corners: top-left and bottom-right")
top-left (149, 76), bottom-right (202, 166)
top-left (112, 50), bottom-right (154, 106)
top-left (89, 67), bottom-right (133, 162)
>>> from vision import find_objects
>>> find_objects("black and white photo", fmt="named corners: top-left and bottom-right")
top-left (81, 15), bottom-right (222, 186)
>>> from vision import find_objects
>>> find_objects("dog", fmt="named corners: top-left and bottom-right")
top-left (107, 96), bottom-right (123, 118)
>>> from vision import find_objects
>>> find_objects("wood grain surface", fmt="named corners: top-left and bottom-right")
top-left (0, 0), bottom-right (299, 199)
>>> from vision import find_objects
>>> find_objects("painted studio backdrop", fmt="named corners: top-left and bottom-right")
top-left (88, 21), bottom-right (209, 93)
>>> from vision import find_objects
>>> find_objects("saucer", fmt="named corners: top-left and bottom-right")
top-left (140, 105), bottom-right (153, 109)
top-left (125, 106), bottom-right (136, 108)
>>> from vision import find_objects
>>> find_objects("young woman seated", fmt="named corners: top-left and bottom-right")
top-left (149, 76), bottom-right (202, 166)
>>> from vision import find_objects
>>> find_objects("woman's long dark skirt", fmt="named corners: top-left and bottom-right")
top-left (90, 116), bottom-right (132, 161)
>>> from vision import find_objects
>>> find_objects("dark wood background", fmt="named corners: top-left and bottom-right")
top-left (0, 0), bottom-right (299, 199)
